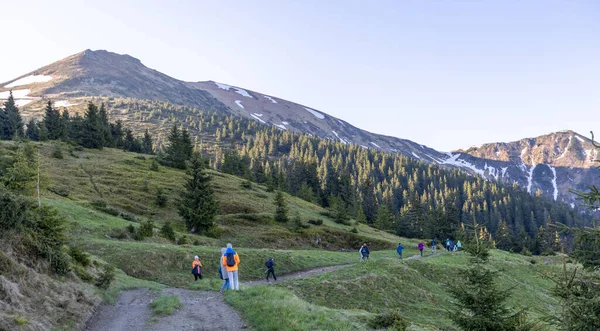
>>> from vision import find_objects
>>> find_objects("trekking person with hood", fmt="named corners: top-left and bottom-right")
top-left (222, 243), bottom-right (241, 290)
top-left (265, 257), bottom-right (276, 282)
top-left (219, 248), bottom-right (230, 293)
top-left (445, 238), bottom-right (450, 251)
top-left (456, 240), bottom-right (462, 251)
top-left (397, 242), bottom-right (404, 259)
top-left (192, 256), bottom-right (202, 281)
top-left (359, 243), bottom-right (370, 262)
top-left (418, 241), bottom-right (424, 257)
top-left (431, 239), bottom-right (436, 254)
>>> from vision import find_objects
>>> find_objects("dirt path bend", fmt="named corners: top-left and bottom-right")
top-left (86, 255), bottom-right (430, 331)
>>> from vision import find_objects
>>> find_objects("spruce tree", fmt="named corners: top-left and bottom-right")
top-left (43, 101), bottom-right (61, 140)
top-left (25, 118), bottom-right (39, 141)
top-left (274, 190), bottom-right (289, 223)
top-left (0, 106), bottom-right (7, 140)
top-left (178, 153), bottom-right (218, 234)
top-left (3, 92), bottom-right (24, 139)
top-left (80, 102), bottom-right (104, 148)
top-left (142, 129), bottom-right (154, 154)
top-left (98, 103), bottom-right (112, 146)
top-left (165, 125), bottom-right (187, 169)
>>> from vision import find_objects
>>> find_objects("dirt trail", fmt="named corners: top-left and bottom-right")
top-left (86, 255), bottom-right (428, 331)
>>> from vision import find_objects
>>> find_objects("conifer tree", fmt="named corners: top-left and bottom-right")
top-left (80, 102), bottom-right (104, 148)
top-left (142, 129), bottom-right (154, 154)
top-left (178, 153), bottom-right (218, 234)
top-left (98, 103), bottom-right (113, 146)
top-left (3, 92), bottom-right (24, 139)
top-left (274, 190), bottom-right (289, 223)
top-left (25, 118), bottom-right (39, 141)
top-left (165, 125), bottom-right (187, 169)
top-left (43, 101), bottom-right (61, 140)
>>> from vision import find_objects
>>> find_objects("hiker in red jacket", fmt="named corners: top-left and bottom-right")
top-left (418, 241), bottom-right (424, 256)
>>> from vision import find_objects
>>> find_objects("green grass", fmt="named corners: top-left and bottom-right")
top-left (151, 295), bottom-right (182, 316)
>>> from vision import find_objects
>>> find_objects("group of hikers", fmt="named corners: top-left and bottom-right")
top-left (195, 239), bottom-right (463, 288)
top-left (192, 243), bottom-right (277, 293)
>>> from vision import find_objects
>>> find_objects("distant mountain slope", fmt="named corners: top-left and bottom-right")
top-left (1, 49), bottom-right (598, 205)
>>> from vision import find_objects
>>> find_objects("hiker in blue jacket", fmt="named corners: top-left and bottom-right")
top-left (359, 243), bottom-right (370, 262)
top-left (397, 242), bottom-right (405, 259)
top-left (431, 239), bottom-right (436, 254)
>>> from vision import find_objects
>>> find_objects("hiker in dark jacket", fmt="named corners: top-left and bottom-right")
top-left (418, 241), bottom-right (424, 256)
top-left (397, 243), bottom-right (404, 259)
top-left (222, 243), bottom-right (240, 290)
top-left (265, 258), bottom-right (276, 282)
top-left (192, 256), bottom-right (202, 281)
top-left (359, 243), bottom-right (370, 262)
top-left (219, 248), bottom-right (230, 293)
top-left (431, 239), bottom-right (436, 254)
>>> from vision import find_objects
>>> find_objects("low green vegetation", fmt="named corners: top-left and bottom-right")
top-left (151, 295), bottom-right (182, 316)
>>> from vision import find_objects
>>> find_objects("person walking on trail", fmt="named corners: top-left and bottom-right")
top-left (418, 241), bottom-right (424, 257)
top-left (431, 239), bottom-right (436, 254)
top-left (456, 240), bottom-right (462, 251)
top-left (222, 243), bottom-right (241, 290)
top-left (359, 243), bottom-right (370, 262)
top-left (397, 242), bottom-right (404, 259)
top-left (445, 239), bottom-right (450, 252)
top-left (265, 258), bottom-right (276, 282)
top-left (219, 248), bottom-right (230, 293)
top-left (192, 256), bottom-right (202, 281)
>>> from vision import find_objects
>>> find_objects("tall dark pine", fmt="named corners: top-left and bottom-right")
top-left (274, 190), bottom-right (289, 223)
top-left (59, 109), bottom-right (70, 140)
top-left (80, 102), bottom-right (105, 148)
top-left (0, 104), bottom-right (7, 140)
top-left (3, 92), bottom-right (24, 139)
top-left (361, 177), bottom-right (377, 224)
top-left (25, 118), bottom-right (40, 141)
top-left (165, 125), bottom-right (187, 169)
top-left (98, 103), bottom-right (112, 146)
top-left (142, 129), bottom-right (154, 154)
top-left (43, 101), bottom-right (61, 140)
top-left (178, 153), bottom-right (219, 234)
top-left (181, 128), bottom-right (193, 159)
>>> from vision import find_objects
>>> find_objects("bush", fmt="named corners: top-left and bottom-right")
top-left (109, 228), bottom-right (129, 240)
top-left (134, 155), bottom-right (146, 160)
top-left (155, 188), bottom-right (168, 207)
top-left (96, 264), bottom-right (116, 289)
top-left (150, 160), bottom-right (160, 171)
top-left (350, 227), bottom-right (359, 234)
top-left (160, 222), bottom-right (176, 242)
top-left (47, 186), bottom-right (69, 197)
top-left (368, 310), bottom-right (408, 330)
top-left (308, 219), bottom-right (323, 226)
top-left (126, 224), bottom-right (136, 233)
top-left (52, 145), bottom-right (64, 159)
top-left (0, 185), bottom-right (28, 233)
top-left (103, 206), bottom-right (121, 217)
top-left (176, 235), bottom-right (188, 245)
top-left (74, 265), bottom-right (94, 282)
top-left (207, 226), bottom-right (224, 239)
top-left (69, 246), bottom-right (91, 266)
top-left (240, 180), bottom-right (253, 190)
top-left (138, 220), bottom-right (154, 239)
top-left (90, 199), bottom-right (107, 209)
top-left (120, 212), bottom-right (139, 222)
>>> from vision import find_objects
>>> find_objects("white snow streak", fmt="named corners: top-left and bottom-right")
top-left (0, 89), bottom-right (31, 99)
top-left (360, 145), bottom-right (369, 149)
top-left (263, 95), bottom-right (277, 103)
top-left (5, 75), bottom-right (52, 88)
top-left (570, 203), bottom-right (575, 208)
top-left (483, 163), bottom-right (499, 180)
top-left (273, 123), bottom-right (287, 130)
top-left (549, 165), bottom-right (558, 200)
top-left (441, 153), bottom-right (485, 177)
top-left (250, 113), bottom-right (266, 124)
top-left (527, 163), bottom-right (537, 194)
top-left (331, 131), bottom-right (347, 144)
top-left (575, 136), bottom-right (585, 143)
top-left (557, 137), bottom-right (571, 160)
top-left (370, 142), bottom-right (381, 148)
top-left (15, 99), bottom-right (34, 107)
top-left (215, 82), bottom-right (232, 90)
top-left (282, 121), bottom-right (290, 125)
top-left (411, 152), bottom-right (421, 159)
top-left (501, 167), bottom-right (508, 177)
top-left (234, 100), bottom-right (244, 109)
top-left (54, 100), bottom-right (78, 107)
top-left (303, 107), bottom-right (325, 119)
top-left (214, 82), bottom-right (252, 98)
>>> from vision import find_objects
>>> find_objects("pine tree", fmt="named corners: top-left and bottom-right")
top-left (25, 118), bottom-right (40, 141)
top-left (3, 92), bottom-right (24, 139)
top-left (43, 101), bottom-right (61, 140)
top-left (274, 190), bottom-right (289, 223)
top-left (361, 177), bottom-right (377, 224)
top-left (80, 102), bottom-right (104, 148)
top-left (178, 153), bottom-right (218, 234)
top-left (165, 125), bottom-right (187, 169)
top-left (98, 103), bottom-right (112, 146)
top-left (142, 129), bottom-right (154, 154)
top-left (447, 220), bottom-right (524, 330)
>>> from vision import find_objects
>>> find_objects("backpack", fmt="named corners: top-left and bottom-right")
top-left (226, 252), bottom-right (236, 267)
top-left (265, 259), bottom-right (273, 269)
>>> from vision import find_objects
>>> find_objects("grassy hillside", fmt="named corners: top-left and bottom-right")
top-left (0, 141), bottom-right (579, 330)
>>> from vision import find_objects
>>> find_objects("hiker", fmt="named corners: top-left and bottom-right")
top-left (359, 243), bottom-right (370, 262)
top-left (219, 248), bottom-right (230, 293)
top-left (456, 240), bottom-right (462, 251)
top-left (265, 257), bottom-right (276, 282)
top-left (397, 242), bottom-right (404, 259)
top-left (418, 241), bottom-right (424, 257)
top-left (431, 239), bottom-right (436, 254)
top-left (222, 243), bottom-right (241, 290)
top-left (445, 238), bottom-right (450, 251)
top-left (192, 256), bottom-right (202, 281)
top-left (449, 241), bottom-right (455, 252)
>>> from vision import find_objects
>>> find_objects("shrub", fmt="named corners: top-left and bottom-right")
top-left (240, 180), bottom-right (253, 190)
top-left (47, 186), bottom-right (69, 197)
top-left (69, 246), bottom-right (91, 266)
top-left (74, 265), bottom-right (94, 282)
top-left (90, 199), bottom-right (107, 209)
top-left (52, 145), bottom-right (64, 159)
top-left (126, 224), bottom-right (136, 233)
top-left (368, 310), bottom-right (408, 330)
top-left (155, 188), bottom-right (168, 207)
top-left (134, 155), bottom-right (146, 160)
top-left (109, 228), bottom-right (129, 240)
top-left (207, 225), bottom-right (223, 239)
top-left (103, 206), bottom-right (121, 217)
top-left (120, 212), bottom-right (139, 222)
top-left (138, 220), bottom-right (154, 239)
top-left (176, 235), bottom-right (188, 245)
top-left (150, 160), bottom-right (160, 171)
top-left (350, 227), bottom-right (359, 234)
top-left (160, 222), bottom-right (176, 242)
top-left (308, 219), bottom-right (323, 226)
top-left (74, 146), bottom-right (84, 152)
top-left (96, 264), bottom-right (116, 289)
top-left (0, 185), bottom-right (28, 234)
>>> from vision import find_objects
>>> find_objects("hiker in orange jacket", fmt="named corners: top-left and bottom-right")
top-left (192, 256), bottom-right (202, 281)
top-left (222, 243), bottom-right (241, 290)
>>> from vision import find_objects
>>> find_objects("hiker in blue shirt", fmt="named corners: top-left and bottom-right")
top-left (431, 239), bottom-right (436, 254)
top-left (397, 242), bottom-right (405, 259)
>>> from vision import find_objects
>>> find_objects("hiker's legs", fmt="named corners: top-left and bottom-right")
top-left (267, 269), bottom-right (275, 281)
top-left (232, 270), bottom-right (239, 290)
top-left (194, 274), bottom-right (198, 281)
top-left (228, 271), bottom-right (234, 289)
top-left (221, 279), bottom-right (229, 292)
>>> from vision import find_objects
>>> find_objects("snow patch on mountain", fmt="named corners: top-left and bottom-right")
top-left (303, 107), bottom-right (325, 119)
top-left (370, 142), bottom-right (381, 148)
top-left (214, 82), bottom-right (252, 98)
top-left (5, 75), bottom-right (52, 88)
top-left (251, 113), bottom-right (266, 124)
top-left (442, 153), bottom-right (485, 177)
top-left (263, 95), bottom-right (277, 104)
top-left (15, 99), bottom-right (34, 107)
top-left (54, 100), bottom-right (78, 107)
top-left (557, 136), bottom-right (572, 160)
top-left (360, 145), bottom-right (369, 149)
top-left (411, 152), bottom-right (421, 159)
top-left (527, 163), bottom-right (537, 194)
top-left (501, 167), bottom-right (508, 177)
top-left (484, 163), bottom-right (499, 180)
top-left (0, 89), bottom-right (31, 99)
top-left (273, 123), bottom-right (286, 130)
top-left (332, 131), bottom-right (347, 144)
top-left (575, 136), bottom-right (585, 143)
top-left (549, 165), bottom-right (558, 200)
top-left (234, 100), bottom-right (244, 109)
top-left (282, 121), bottom-right (289, 125)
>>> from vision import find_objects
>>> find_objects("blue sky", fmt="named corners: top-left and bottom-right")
top-left (1, 0), bottom-right (598, 151)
